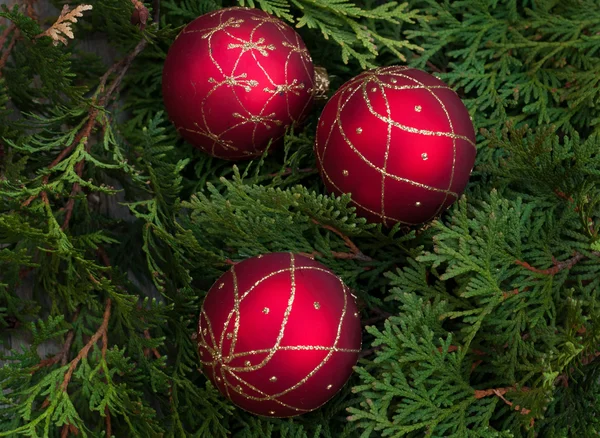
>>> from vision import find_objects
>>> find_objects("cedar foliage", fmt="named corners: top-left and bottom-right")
top-left (1, 0), bottom-right (599, 437)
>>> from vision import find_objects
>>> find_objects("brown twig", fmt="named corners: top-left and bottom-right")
top-left (502, 288), bottom-right (520, 300)
top-left (143, 328), bottom-right (162, 359)
top-left (311, 219), bottom-right (373, 262)
top-left (515, 251), bottom-right (600, 276)
top-left (22, 37), bottom-right (148, 218)
top-left (105, 406), bottom-right (112, 438)
top-left (61, 299), bottom-right (112, 392)
top-left (474, 386), bottom-right (532, 425)
top-left (31, 309), bottom-right (80, 372)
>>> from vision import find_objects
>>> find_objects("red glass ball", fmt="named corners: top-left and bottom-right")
top-left (197, 252), bottom-right (362, 417)
top-left (162, 7), bottom-right (315, 160)
top-left (315, 66), bottom-right (477, 226)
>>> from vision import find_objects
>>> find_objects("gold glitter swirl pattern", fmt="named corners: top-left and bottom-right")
top-left (315, 66), bottom-right (475, 226)
top-left (197, 253), bottom-right (361, 416)
top-left (177, 8), bottom-right (314, 159)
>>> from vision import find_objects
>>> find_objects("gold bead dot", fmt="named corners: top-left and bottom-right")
top-left (216, 376), bottom-right (222, 382)
top-left (421, 153), bottom-right (428, 160)
top-left (327, 384), bottom-right (333, 390)
top-left (202, 328), bottom-right (207, 336)
top-left (313, 301), bottom-right (321, 310)
top-left (269, 410), bottom-right (276, 415)
top-left (371, 87), bottom-right (377, 92)
top-left (415, 202), bottom-right (422, 207)
top-left (390, 78), bottom-right (397, 84)
top-left (245, 360), bottom-right (251, 366)
top-left (236, 385), bottom-right (242, 392)
top-left (415, 105), bottom-right (422, 112)
top-left (270, 376), bottom-right (278, 382)
top-left (257, 254), bottom-right (263, 259)
top-left (356, 127), bottom-right (363, 134)
top-left (354, 312), bottom-right (359, 317)
top-left (342, 169), bottom-right (349, 176)
top-left (226, 333), bottom-right (233, 339)
top-left (218, 283), bottom-right (224, 289)
top-left (263, 307), bottom-right (270, 314)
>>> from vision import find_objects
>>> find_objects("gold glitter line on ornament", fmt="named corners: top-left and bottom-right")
top-left (215, 266), bottom-right (341, 357)
top-left (250, 14), bottom-right (288, 31)
top-left (208, 74), bottom-right (258, 92)
top-left (225, 267), bottom-right (241, 358)
top-left (263, 79), bottom-right (305, 96)
top-left (178, 126), bottom-right (238, 156)
top-left (228, 37), bottom-right (276, 57)
top-left (369, 81), bottom-right (392, 226)
top-left (223, 275), bottom-right (350, 404)
top-left (315, 86), bottom-right (409, 225)
top-left (219, 278), bottom-right (360, 413)
top-left (209, 264), bottom-right (349, 376)
top-left (184, 17), bottom-right (244, 38)
top-left (281, 41), bottom-right (312, 63)
top-left (334, 81), bottom-right (459, 197)
top-left (358, 83), bottom-right (474, 145)
top-left (199, 308), bottom-right (219, 359)
top-left (227, 345), bottom-right (361, 361)
top-left (394, 70), bottom-right (460, 220)
top-left (232, 112), bottom-right (282, 130)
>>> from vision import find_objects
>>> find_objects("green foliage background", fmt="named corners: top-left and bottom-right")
top-left (1, 0), bottom-right (599, 436)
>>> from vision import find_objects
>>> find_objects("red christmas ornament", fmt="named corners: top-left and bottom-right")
top-left (162, 7), bottom-right (315, 160)
top-left (197, 252), bottom-right (362, 417)
top-left (314, 66), bottom-right (477, 226)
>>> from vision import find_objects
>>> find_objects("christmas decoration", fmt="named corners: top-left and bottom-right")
top-left (314, 66), bottom-right (476, 226)
top-left (162, 7), bottom-right (315, 160)
top-left (197, 252), bottom-right (362, 417)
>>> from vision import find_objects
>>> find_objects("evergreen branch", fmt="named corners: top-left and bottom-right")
top-left (0, 24), bottom-right (18, 74)
top-left (311, 218), bottom-right (372, 262)
top-left (516, 251), bottom-right (600, 276)
top-left (60, 298), bottom-right (112, 393)
top-left (267, 167), bottom-right (315, 177)
top-left (32, 309), bottom-right (80, 371)
top-left (143, 328), bottom-right (162, 359)
top-left (22, 36), bottom-right (148, 224)
top-left (474, 386), bottom-right (533, 426)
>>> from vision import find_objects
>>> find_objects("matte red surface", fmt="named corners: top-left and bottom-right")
top-left (314, 66), bottom-right (477, 226)
top-left (162, 7), bottom-right (315, 160)
top-left (197, 252), bottom-right (362, 417)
